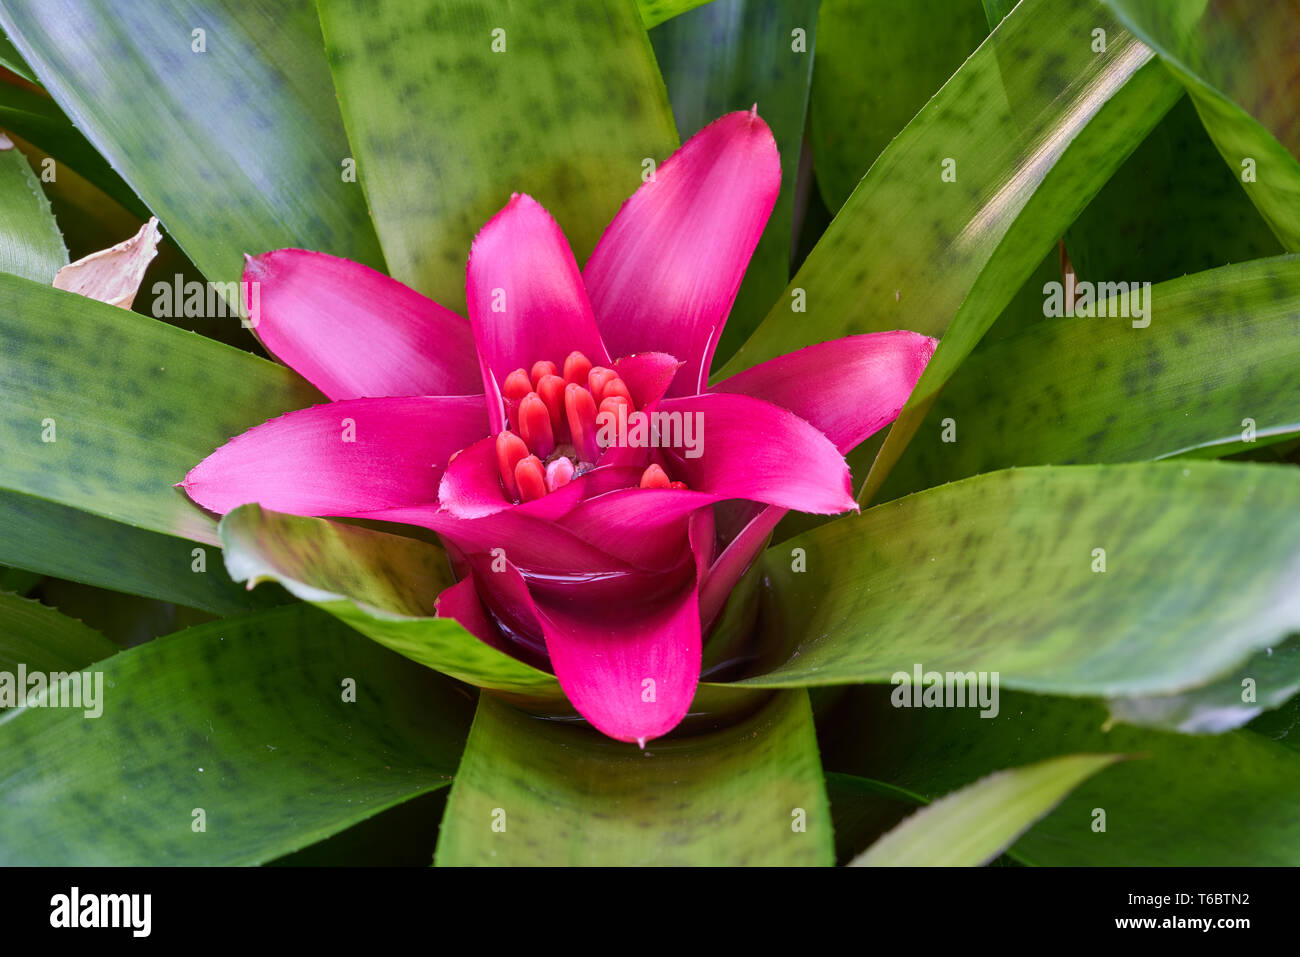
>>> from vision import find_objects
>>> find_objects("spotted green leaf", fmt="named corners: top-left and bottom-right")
top-left (0, 273), bottom-right (321, 545)
top-left (435, 690), bottom-right (832, 865)
top-left (738, 462), bottom-right (1300, 702)
top-left (218, 504), bottom-right (561, 699)
top-left (0, 0), bottom-right (385, 284)
top-left (316, 0), bottom-right (678, 311)
top-left (718, 0), bottom-right (1183, 505)
top-left (850, 754), bottom-right (1124, 866)
top-left (0, 604), bottom-right (473, 865)
top-left (1104, 0), bottom-right (1300, 251)
top-left (879, 255), bottom-right (1300, 499)
top-left (0, 138), bottom-right (64, 282)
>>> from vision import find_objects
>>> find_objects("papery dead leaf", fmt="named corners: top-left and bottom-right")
top-left (53, 216), bottom-right (161, 309)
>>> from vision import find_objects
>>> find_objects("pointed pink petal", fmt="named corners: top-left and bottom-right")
top-left (535, 582), bottom-right (701, 744)
top-left (438, 434), bottom-right (511, 518)
top-left (529, 513), bottom-right (710, 744)
top-left (436, 574), bottom-right (549, 669)
top-left (611, 352), bottom-right (682, 408)
top-left (435, 575), bottom-right (501, 648)
top-left (244, 250), bottom-right (481, 400)
top-left (181, 396), bottom-right (486, 516)
top-left (657, 392), bottom-right (857, 514)
top-left (450, 516), bottom-right (713, 743)
top-left (712, 332), bottom-right (937, 453)
top-left (466, 193), bottom-right (610, 402)
top-left (584, 110), bottom-right (781, 397)
top-left (592, 352), bottom-right (685, 470)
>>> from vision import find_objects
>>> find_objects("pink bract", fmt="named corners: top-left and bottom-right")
top-left (182, 110), bottom-right (936, 746)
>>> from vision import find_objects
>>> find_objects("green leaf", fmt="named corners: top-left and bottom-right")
top-left (879, 255), bottom-right (1300, 499)
top-left (0, 81), bottom-right (149, 219)
top-left (0, 273), bottom-right (321, 544)
top-left (0, 0), bottom-right (385, 283)
top-left (651, 0), bottom-right (818, 359)
top-left (0, 139), bottom-right (65, 282)
top-left (0, 604), bottom-right (473, 865)
top-left (1104, 0), bottom-right (1300, 251)
top-left (636, 0), bottom-right (717, 28)
top-left (980, 0), bottom-right (1018, 28)
top-left (823, 771), bottom-right (921, 865)
top-left (810, 0), bottom-right (989, 212)
top-left (0, 564), bottom-right (40, 596)
top-left (718, 0), bottom-right (1183, 504)
top-left (218, 504), bottom-right (561, 698)
top-left (0, 591), bottom-right (116, 677)
top-left (1248, 694), bottom-right (1300, 753)
top-left (316, 0), bottom-right (678, 311)
top-left (0, 25), bottom-right (35, 81)
top-left (1105, 635), bottom-right (1300, 734)
top-left (737, 462), bottom-right (1300, 701)
top-left (823, 686), bottom-right (1300, 864)
top-left (850, 754), bottom-right (1123, 866)
top-left (1064, 96), bottom-right (1282, 286)
top-left (0, 489), bottom-right (283, 615)
top-left (435, 690), bottom-right (833, 865)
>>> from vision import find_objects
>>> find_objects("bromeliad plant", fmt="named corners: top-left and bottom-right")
top-left (180, 112), bottom-right (936, 746)
top-left (1, 0), bottom-right (1299, 866)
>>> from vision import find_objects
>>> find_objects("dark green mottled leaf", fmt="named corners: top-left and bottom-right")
top-left (435, 690), bottom-right (832, 865)
top-left (850, 754), bottom-right (1123, 866)
top-left (651, 0), bottom-right (818, 359)
top-left (738, 462), bottom-right (1300, 701)
top-left (0, 0), bottom-right (384, 283)
top-left (0, 139), bottom-right (64, 281)
top-left (316, 0), bottom-right (677, 311)
top-left (719, 0), bottom-right (1183, 505)
top-left (0, 490), bottom-right (283, 615)
top-left (810, 0), bottom-right (988, 211)
top-left (218, 504), bottom-right (561, 699)
top-left (879, 255), bottom-right (1300, 498)
top-left (1065, 95), bottom-right (1282, 285)
top-left (1104, 0), bottom-right (1300, 250)
top-left (0, 604), bottom-right (473, 865)
top-left (823, 686), bottom-right (1300, 864)
top-left (0, 273), bottom-right (321, 544)
top-left (0, 591), bottom-right (116, 677)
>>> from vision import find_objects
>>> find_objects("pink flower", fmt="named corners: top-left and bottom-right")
top-left (182, 110), bottom-right (936, 746)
